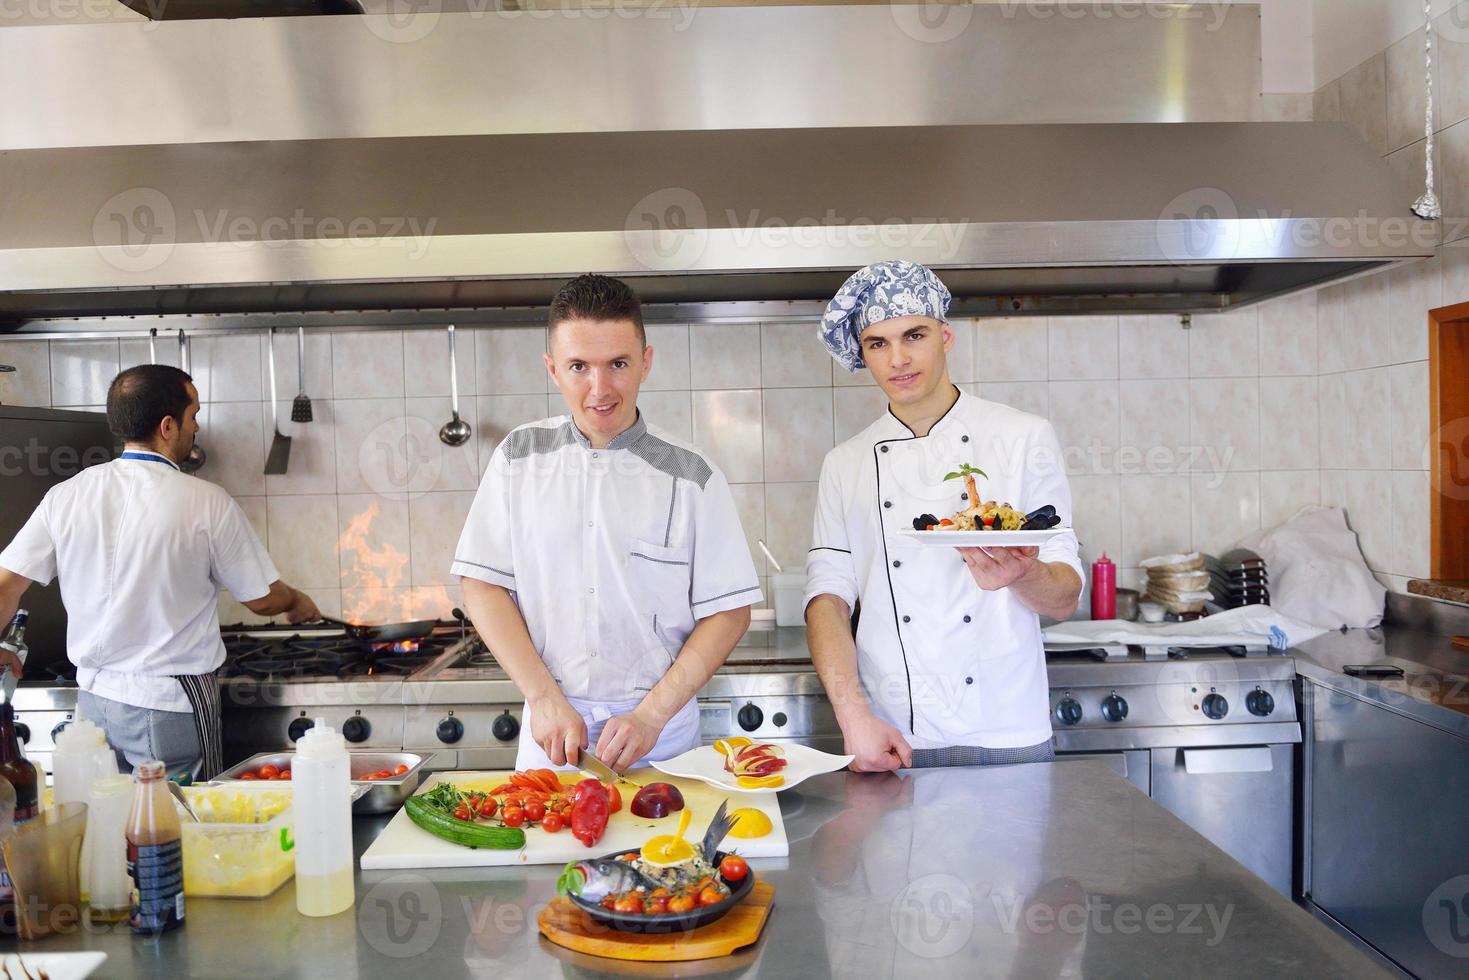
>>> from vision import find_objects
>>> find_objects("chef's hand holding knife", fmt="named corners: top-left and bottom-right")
top-left (532, 692), bottom-right (588, 767)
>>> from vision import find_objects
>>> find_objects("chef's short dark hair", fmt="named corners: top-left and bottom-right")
top-left (548, 274), bottom-right (645, 345)
top-left (106, 364), bottom-right (195, 441)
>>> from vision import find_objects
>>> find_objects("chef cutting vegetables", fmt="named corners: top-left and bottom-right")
top-left (452, 274), bottom-right (762, 774)
top-left (804, 260), bottom-right (1084, 771)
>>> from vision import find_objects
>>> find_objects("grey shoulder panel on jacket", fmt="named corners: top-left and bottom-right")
top-left (629, 432), bottom-right (714, 490)
top-left (500, 421), bottom-right (577, 461)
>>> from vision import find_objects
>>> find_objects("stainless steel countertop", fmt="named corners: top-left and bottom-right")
top-left (1292, 626), bottom-right (1469, 740)
top-left (15, 761), bottom-right (1387, 978)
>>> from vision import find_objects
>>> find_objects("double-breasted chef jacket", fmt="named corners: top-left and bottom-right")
top-left (803, 389), bottom-right (1083, 751)
top-left (451, 413), bottom-right (762, 769)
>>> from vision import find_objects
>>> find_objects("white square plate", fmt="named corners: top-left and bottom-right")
top-left (1, 952), bottom-right (107, 980)
top-left (650, 743), bottom-right (853, 794)
top-left (895, 528), bottom-right (1070, 547)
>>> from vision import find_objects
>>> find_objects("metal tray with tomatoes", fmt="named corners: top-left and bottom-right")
top-left (562, 849), bottom-right (756, 934)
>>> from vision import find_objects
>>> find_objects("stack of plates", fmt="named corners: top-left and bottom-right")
top-left (1139, 552), bottom-right (1213, 614)
top-left (1204, 548), bottom-right (1270, 608)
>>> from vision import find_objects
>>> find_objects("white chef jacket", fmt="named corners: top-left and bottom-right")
top-left (0, 450), bottom-right (279, 712)
top-left (451, 412), bottom-right (762, 704)
top-left (803, 389), bottom-right (1083, 750)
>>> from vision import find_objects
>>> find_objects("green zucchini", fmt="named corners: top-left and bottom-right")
top-left (404, 795), bottom-right (526, 850)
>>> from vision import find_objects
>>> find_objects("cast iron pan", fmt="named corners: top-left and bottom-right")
top-left (566, 849), bottom-right (756, 935)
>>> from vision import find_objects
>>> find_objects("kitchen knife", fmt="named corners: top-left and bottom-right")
top-left (579, 750), bottom-right (641, 788)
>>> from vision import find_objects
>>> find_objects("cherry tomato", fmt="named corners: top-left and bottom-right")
top-left (612, 896), bottom-right (643, 914)
top-left (258, 764), bottom-right (280, 780)
top-left (278, 769), bottom-right (292, 780)
top-left (239, 772), bottom-right (258, 780)
top-left (644, 897), bottom-right (669, 915)
top-left (372, 770), bottom-right (393, 780)
top-left (601, 895), bottom-right (617, 910)
top-left (667, 894), bottom-right (696, 913)
top-left (524, 801), bottom-right (546, 822)
top-left (476, 797), bottom-right (498, 819)
top-left (698, 887), bottom-right (725, 907)
top-left (394, 763), bottom-right (409, 775)
top-left (719, 856), bottom-right (749, 882)
top-left (453, 805), bottom-right (473, 821)
top-left (541, 812), bottom-right (564, 833)
top-left (502, 806), bottom-right (526, 828)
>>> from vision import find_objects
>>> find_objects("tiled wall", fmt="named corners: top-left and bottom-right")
top-left (2, 300), bottom-right (1332, 621)
top-left (1311, 0), bottom-right (1469, 593)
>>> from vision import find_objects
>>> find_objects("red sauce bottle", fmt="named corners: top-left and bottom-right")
top-left (1090, 552), bottom-right (1117, 620)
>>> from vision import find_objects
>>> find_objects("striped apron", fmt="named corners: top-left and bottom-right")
top-left (171, 670), bottom-right (224, 780)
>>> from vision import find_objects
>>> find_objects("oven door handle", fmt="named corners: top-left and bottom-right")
top-left (1181, 746), bottom-right (1274, 775)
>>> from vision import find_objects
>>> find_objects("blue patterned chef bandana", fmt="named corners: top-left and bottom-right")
top-left (819, 260), bottom-right (952, 374)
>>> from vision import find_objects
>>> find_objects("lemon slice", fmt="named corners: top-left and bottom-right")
top-left (727, 808), bottom-right (773, 839)
top-left (736, 774), bottom-right (785, 789)
top-left (641, 806), bottom-right (697, 867)
top-left (713, 737), bottom-right (752, 757)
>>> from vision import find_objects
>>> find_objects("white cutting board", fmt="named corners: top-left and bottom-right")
top-left (360, 768), bottom-right (788, 870)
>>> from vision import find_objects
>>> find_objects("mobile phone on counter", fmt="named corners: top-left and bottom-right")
top-left (1342, 664), bottom-right (1405, 678)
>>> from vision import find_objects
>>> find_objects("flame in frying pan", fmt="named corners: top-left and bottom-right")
top-left (336, 501), bottom-right (454, 623)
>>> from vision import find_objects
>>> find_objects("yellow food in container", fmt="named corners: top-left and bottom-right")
top-left (180, 785), bottom-right (295, 898)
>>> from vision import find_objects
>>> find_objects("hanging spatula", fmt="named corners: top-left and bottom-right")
top-left (265, 328), bottom-right (292, 475)
top-left (291, 327), bottom-right (313, 423)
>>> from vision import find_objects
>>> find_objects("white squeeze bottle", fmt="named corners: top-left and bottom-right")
top-left (293, 718), bottom-right (355, 916)
top-left (53, 720), bottom-right (108, 805)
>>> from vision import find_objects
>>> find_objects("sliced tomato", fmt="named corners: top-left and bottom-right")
top-left (239, 772), bottom-right (258, 780)
top-left (278, 769), bottom-right (292, 781)
top-left (258, 764), bottom-right (280, 780)
top-left (605, 782), bottom-right (622, 814)
top-left (394, 763), bottom-right (410, 776)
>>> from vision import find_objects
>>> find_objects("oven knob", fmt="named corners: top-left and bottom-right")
top-left (342, 716), bottom-right (371, 743)
top-left (437, 717), bottom-right (464, 744)
top-left (1246, 688), bottom-right (1275, 717)
top-left (50, 720), bottom-right (70, 742)
top-left (492, 711), bottom-right (519, 742)
top-left (14, 722), bottom-right (29, 744)
top-left (737, 703), bottom-right (763, 732)
top-left (772, 712), bottom-right (788, 728)
top-left (1201, 693), bottom-right (1229, 720)
top-left (288, 717), bottom-right (314, 742)
top-left (1100, 693), bottom-right (1128, 723)
top-left (1054, 698), bottom-right (1083, 726)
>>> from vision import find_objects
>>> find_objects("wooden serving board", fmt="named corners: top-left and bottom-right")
top-left (359, 769), bottom-right (787, 869)
top-left (538, 881), bottom-right (775, 962)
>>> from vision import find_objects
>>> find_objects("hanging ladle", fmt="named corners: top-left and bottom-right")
top-left (177, 330), bottom-right (207, 473)
top-left (439, 324), bottom-right (472, 447)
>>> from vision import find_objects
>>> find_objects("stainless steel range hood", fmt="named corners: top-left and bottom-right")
top-left (0, 120), bottom-right (1435, 330)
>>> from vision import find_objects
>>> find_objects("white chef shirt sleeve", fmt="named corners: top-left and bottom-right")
top-left (450, 441), bottom-right (516, 590)
top-left (0, 493), bottom-right (58, 586)
top-left (804, 451), bottom-right (860, 613)
top-left (688, 468), bottom-right (762, 619)
top-left (208, 495), bottom-right (279, 602)
top-left (1028, 419), bottom-right (1085, 588)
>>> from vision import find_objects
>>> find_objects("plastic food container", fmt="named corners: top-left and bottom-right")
top-left (179, 784), bottom-right (295, 898)
top-left (772, 572), bottom-right (808, 627)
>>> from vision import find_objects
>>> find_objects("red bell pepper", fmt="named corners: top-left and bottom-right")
top-left (570, 778), bottom-right (610, 848)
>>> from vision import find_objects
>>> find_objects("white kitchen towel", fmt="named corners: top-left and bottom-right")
top-left (1238, 506), bottom-right (1386, 629)
top-left (1043, 604), bottom-right (1330, 650)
